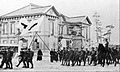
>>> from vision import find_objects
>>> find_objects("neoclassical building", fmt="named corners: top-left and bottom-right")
top-left (0, 3), bottom-right (92, 51)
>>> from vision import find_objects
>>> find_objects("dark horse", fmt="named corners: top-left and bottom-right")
top-left (97, 43), bottom-right (108, 67)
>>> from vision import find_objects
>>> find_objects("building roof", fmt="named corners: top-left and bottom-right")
top-left (62, 15), bottom-right (92, 25)
top-left (1, 3), bottom-right (59, 18)
top-left (65, 16), bottom-right (86, 22)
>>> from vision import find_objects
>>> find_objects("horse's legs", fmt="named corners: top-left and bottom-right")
top-left (83, 58), bottom-right (86, 66)
top-left (102, 58), bottom-right (105, 67)
top-left (78, 60), bottom-right (81, 66)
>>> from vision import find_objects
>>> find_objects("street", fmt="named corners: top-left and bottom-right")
top-left (0, 51), bottom-right (119, 72)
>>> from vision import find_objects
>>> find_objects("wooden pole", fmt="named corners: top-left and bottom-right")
top-left (36, 32), bottom-right (50, 51)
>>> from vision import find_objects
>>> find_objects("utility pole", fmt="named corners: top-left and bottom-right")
top-left (0, 21), bottom-right (2, 44)
top-left (93, 12), bottom-right (102, 43)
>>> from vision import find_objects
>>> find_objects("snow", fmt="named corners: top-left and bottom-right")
top-left (0, 52), bottom-right (119, 72)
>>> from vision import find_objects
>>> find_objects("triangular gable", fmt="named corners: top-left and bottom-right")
top-left (46, 6), bottom-right (59, 17)
top-left (82, 19), bottom-right (89, 24)
top-left (82, 16), bottom-right (92, 25)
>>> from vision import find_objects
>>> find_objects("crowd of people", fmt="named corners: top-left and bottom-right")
top-left (50, 39), bottom-right (120, 67)
top-left (16, 48), bottom-right (34, 69)
top-left (0, 38), bottom-right (120, 70)
top-left (0, 47), bottom-right (34, 69)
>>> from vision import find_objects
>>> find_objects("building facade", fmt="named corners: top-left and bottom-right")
top-left (0, 3), bottom-right (92, 51)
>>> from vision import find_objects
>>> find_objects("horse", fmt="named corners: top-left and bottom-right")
top-left (97, 43), bottom-right (107, 67)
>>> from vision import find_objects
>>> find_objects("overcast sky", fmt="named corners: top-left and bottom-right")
top-left (0, 0), bottom-right (119, 45)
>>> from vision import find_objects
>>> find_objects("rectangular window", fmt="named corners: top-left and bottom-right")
top-left (10, 21), bottom-right (15, 34)
top-left (48, 18), bottom-right (55, 36)
top-left (51, 22), bottom-right (54, 35)
top-left (3, 22), bottom-right (8, 35)
top-left (10, 23), bottom-right (15, 34)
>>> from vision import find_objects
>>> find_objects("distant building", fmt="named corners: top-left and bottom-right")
top-left (58, 14), bottom-right (92, 50)
top-left (0, 3), bottom-right (92, 51)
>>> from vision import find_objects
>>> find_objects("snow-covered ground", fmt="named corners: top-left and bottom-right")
top-left (0, 51), bottom-right (119, 72)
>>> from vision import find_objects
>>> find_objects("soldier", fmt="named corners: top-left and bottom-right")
top-left (78, 47), bottom-right (87, 66)
top-left (50, 49), bottom-right (54, 62)
top-left (53, 49), bottom-right (58, 62)
top-left (26, 48), bottom-right (34, 68)
top-left (0, 47), bottom-right (7, 69)
top-left (89, 47), bottom-right (97, 66)
top-left (6, 47), bottom-right (14, 69)
top-left (57, 49), bottom-right (61, 61)
top-left (16, 48), bottom-right (27, 68)
top-left (85, 48), bottom-right (91, 65)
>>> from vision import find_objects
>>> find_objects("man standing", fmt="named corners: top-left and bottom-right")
top-left (6, 47), bottom-right (14, 69)
top-left (53, 49), bottom-right (58, 62)
top-left (0, 47), bottom-right (7, 69)
top-left (50, 49), bottom-right (54, 62)
top-left (85, 48), bottom-right (91, 65)
top-left (26, 48), bottom-right (34, 69)
top-left (37, 49), bottom-right (43, 61)
top-left (89, 47), bottom-right (97, 66)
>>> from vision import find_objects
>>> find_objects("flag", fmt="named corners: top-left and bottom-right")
top-left (16, 18), bottom-right (28, 29)
top-left (28, 16), bottom-right (44, 32)
top-left (16, 18), bottom-right (29, 36)
top-left (20, 16), bottom-right (44, 36)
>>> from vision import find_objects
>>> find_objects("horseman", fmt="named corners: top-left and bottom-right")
top-left (103, 38), bottom-right (111, 65)
top-left (103, 38), bottom-right (109, 52)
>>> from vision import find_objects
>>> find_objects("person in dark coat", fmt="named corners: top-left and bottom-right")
top-left (26, 48), bottom-right (34, 68)
top-left (6, 47), bottom-right (14, 69)
top-left (57, 49), bottom-right (62, 62)
top-left (89, 47), bottom-right (97, 66)
top-left (50, 49), bottom-right (54, 62)
top-left (85, 48), bottom-right (91, 65)
top-left (0, 47), bottom-right (8, 69)
top-left (37, 49), bottom-right (43, 61)
top-left (53, 49), bottom-right (58, 62)
top-left (16, 49), bottom-right (27, 68)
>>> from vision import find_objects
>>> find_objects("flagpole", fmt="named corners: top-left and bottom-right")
top-left (28, 32), bottom-right (36, 48)
top-left (36, 31), bottom-right (50, 51)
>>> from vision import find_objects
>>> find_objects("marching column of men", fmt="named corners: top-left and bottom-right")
top-left (0, 47), bottom-right (34, 69)
top-left (16, 48), bottom-right (34, 69)
top-left (50, 45), bottom-right (120, 67)
top-left (0, 44), bottom-right (119, 69)
top-left (0, 47), bottom-right (14, 69)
